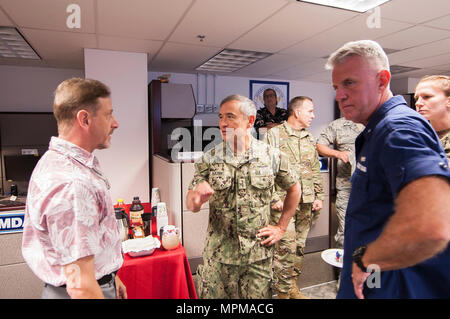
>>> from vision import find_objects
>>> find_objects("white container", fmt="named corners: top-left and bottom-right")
top-left (151, 188), bottom-right (161, 205)
top-left (157, 215), bottom-right (169, 235)
top-left (160, 225), bottom-right (180, 250)
top-left (156, 202), bottom-right (169, 233)
top-left (122, 236), bottom-right (161, 257)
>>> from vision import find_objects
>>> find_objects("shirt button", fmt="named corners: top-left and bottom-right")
top-left (439, 162), bottom-right (448, 169)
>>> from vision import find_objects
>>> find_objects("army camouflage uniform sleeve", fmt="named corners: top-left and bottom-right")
top-left (188, 156), bottom-right (210, 191)
top-left (264, 129), bottom-right (286, 204)
top-left (316, 121), bottom-right (336, 146)
top-left (312, 147), bottom-right (325, 201)
top-left (439, 129), bottom-right (450, 161)
top-left (274, 151), bottom-right (298, 192)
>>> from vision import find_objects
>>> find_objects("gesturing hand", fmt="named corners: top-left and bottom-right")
top-left (195, 181), bottom-right (214, 203)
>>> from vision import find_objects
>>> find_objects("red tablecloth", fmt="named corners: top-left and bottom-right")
top-left (116, 202), bottom-right (197, 299)
top-left (118, 242), bottom-right (197, 299)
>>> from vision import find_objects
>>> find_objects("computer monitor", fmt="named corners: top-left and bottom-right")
top-left (3, 155), bottom-right (41, 182)
top-left (0, 112), bottom-right (57, 196)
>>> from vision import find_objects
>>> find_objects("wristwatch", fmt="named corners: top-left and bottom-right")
top-left (352, 245), bottom-right (368, 272)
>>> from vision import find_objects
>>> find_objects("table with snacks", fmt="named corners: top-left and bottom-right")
top-left (116, 203), bottom-right (197, 299)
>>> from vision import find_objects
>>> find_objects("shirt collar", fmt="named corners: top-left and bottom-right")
top-left (215, 135), bottom-right (260, 166)
top-left (282, 121), bottom-right (305, 137)
top-left (49, 136), bottom-right (100, 170)
top-left (363, 95), bottom-right (407, 138)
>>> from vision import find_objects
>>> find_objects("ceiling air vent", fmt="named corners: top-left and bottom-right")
top-left (0, 27), bottom-right (40, 60)
top-left (196, 49), bottom-right (272, 73)
top-left (390, 65), bottom-right (421, 75)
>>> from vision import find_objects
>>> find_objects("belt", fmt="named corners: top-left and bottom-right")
top-left (47, 272), bottom-right (116, 288)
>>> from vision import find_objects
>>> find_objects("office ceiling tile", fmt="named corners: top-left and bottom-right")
top-left (149, 42), bottom-right (221, 73)
top-left (376, 25), bottom-right (450, 50)
top-left (169, 0), bottom-right (287, 47)
top-left (98, 35), bottom-right (163, 60)
top-left (232, 53), bottom-right (312, 78)
top-left (20, 28), bottom-right (97, 68)
top-left (229, 1), bottom-right (357, 53)
top-left (380, 0), bottom-right (450, 24)
top-left (271, 58), bottom-right (329, 80)
top-left (0, 7), bottom-right (13, 26)
top-left (423, 14), bottom-right (450, 31)
top-left (281, 15), bottom-right (412, 58)
top-left (388, 37), bottom-right (450, 65)
top-left (96, 0), bottom-right (193, 40)
top-left (400, 52), bottom-right (450, 69)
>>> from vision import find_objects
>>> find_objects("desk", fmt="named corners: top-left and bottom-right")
top-left (117, 242), bottom-right (197, 299)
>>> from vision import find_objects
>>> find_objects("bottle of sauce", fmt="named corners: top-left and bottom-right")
top-left (130, 196), bottom-right (144, 226)
top-left (115, 198), bottom-right (127, 213)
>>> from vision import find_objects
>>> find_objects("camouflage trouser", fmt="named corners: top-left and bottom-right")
top-left (334, 188), bottom-right (350, 249)
top-left (196, 256), bottom-right (272, 299)
top-left (271, 203), bottom-right (313, 293)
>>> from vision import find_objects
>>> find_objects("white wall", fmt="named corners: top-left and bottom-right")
top-left (84, 49), bottom-right (150, 203)
top-left (0, 65), bottom-right (84, 112)
top-left (149, 71), bottom-right (336, 138)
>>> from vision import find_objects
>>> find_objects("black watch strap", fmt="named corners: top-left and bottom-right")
top-left (352, 245), bottom-right (368, 272)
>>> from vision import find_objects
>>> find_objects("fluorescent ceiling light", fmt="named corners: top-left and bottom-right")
top-left (196, 49), bottom-right (272, 73)
top-left (0, 27), bottom-right (40, 59)
top-left (298, 0), bottom-right (391, 13)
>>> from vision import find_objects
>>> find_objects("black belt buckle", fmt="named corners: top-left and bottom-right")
top-left (97, 273), bottom-right (113, 286)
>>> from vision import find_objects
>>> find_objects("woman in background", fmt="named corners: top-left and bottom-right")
top-left (415, 75), bottom-right (450, 160)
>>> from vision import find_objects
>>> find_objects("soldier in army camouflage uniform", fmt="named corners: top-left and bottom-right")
top-left (186, 94), bottom-right (301, 299)
top-left (414, 75), bottom-right (450, 161)
top-left (316, 117), bottom-right (364, 249)
top-left (265, 96), bottom-right (324, 299)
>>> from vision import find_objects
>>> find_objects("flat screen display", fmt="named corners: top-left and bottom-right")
top-left (3, 155), bottom-right (40, 182)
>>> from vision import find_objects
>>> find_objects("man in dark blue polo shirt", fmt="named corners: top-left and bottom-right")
top-left (325, 40), bottom-right (450, 299)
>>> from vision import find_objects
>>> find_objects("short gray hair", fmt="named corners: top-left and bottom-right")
top-left (220, 94), bottom-right (257, 118)
top-left (325, 40), bottom-right (390, 72)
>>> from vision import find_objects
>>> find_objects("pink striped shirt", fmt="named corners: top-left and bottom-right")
top-left (22, 137), bottom-right (123, 286)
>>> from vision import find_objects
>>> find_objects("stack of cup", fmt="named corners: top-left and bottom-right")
top-left (151, 188), bottom-right (161, 206)
top-left (156, 202), bottom-right (169, 235)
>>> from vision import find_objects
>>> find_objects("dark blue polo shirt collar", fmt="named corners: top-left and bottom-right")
top-left (364, 95), bottom-right (406, 136)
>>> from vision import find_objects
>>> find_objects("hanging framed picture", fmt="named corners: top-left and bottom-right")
top-left (249, 80), bottom-right (290, 110)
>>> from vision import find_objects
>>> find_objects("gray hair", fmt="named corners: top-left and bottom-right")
top-left (325, 40), bottom-right (390, 72)
top-left (220, 94), bottom-right (257, 118)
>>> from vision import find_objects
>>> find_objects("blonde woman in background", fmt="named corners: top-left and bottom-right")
top-left (415, 75), bottom-right (450, 160)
